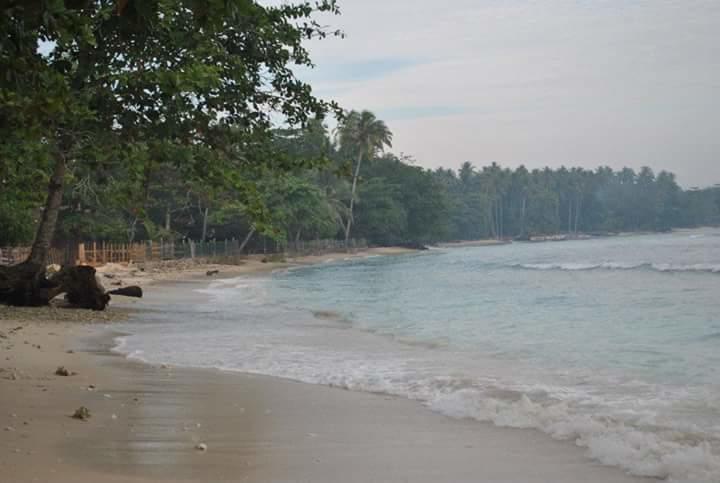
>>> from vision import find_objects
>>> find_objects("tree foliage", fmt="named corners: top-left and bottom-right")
top-left (1, 0), bottom-right (341, 256)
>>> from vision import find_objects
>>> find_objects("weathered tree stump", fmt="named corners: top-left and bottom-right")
top-left (0, 263), bottom-right (138, 311)
top-left (51, 266), bottom-right (110, 310)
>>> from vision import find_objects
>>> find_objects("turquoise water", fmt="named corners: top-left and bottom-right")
top-left (116, 228), bottom-right (720, 482)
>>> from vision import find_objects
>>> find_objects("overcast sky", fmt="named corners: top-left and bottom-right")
top-left (295, 0), bottom-right (720, 187)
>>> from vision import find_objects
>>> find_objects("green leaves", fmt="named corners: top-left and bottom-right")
top-left (337, 110), bottom-right (393, 160)
top-left (1, 0), bottom-right (344, 247)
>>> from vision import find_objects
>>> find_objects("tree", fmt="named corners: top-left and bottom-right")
top-left (352, 154), bottom-right (449, 245)
top-left (1, 0), bottom-right (341, 308)
top-left (336, 110), bottom-right (393, 246)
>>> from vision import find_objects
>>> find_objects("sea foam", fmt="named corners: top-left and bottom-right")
top-left (512, 262), bottom-right (720, 274)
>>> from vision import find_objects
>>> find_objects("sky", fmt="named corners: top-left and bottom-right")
top-left (293, 0), bottom-right (720, 188)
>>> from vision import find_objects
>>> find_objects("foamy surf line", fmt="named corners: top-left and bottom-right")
top-left (111, 331), bottom-right (720, 483)
top-left (511, 262), bottom-right (720, 273)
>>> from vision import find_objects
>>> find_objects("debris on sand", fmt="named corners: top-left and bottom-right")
top-left (206, 269), bottom-right (219, 276)
top-left (72, 406), bottom-right (91, 421)
top-left (55, 366), bottom-right (71, 376)
top-left (195, 443), bottom-right (208, 451)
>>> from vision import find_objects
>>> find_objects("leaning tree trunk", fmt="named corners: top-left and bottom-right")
top-left (29, 157), bottom-right (67, 266)
top-left (344, 152), bottom-right (363, 248)
top-left (237, 226), bottom-right (256, 254)
top-left (0, 156), bottom-right (67, 307)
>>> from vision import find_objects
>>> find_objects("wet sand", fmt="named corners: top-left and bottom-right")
top-left (1, 251), bottom-right (653, 483)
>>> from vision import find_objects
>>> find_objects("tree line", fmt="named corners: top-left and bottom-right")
top-left (3, 109), bottom-right (720, 249)
top-left (2, 1), bottom-right (719, 256)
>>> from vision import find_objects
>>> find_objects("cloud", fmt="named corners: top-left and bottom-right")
top-left (302, 58), bottom-right (424, 83)
top-left (377, 106), bottom-right (467, 122)
top-left (293, 1), bottom-right (720, 186)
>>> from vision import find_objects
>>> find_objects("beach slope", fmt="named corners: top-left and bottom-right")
top-left (1, 308), bottom-right (649, 483)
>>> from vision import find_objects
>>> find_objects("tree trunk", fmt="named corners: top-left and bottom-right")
top-left (344, 151), bottom-right (363, 248)
top-left (488, 204), bottom-right (497, 240)
top-left (28, 157), bottom-right (66, 266)
top-left (520, 196), bottom-right (527, 238)
top-left (499, 198), bottom-right (504, 240)
top-left (128, 217), bottom-right (138, 244)
top-left (574, 197), bottom-right (582, 234)
top-left (555, 202), bottom-right (560, 230)
top-left (201, 207), bottom-right (209, 241)
top-left (567, 201), bottom-right (573, 234)
top-left (165, 206), bottom-right (171, 232)
top-left (238, 226), bottom-right (256, 254)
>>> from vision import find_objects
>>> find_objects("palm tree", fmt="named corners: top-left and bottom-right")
top-left (336, 110), bottom-right (393, 246)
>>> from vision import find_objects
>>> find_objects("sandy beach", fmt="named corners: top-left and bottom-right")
top-left (1, 249), bottom-right (650, 483)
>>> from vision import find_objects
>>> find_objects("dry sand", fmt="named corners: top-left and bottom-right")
top-left (1, 249), bottom-right (652, 483)
top-left (94, 247), bottom-right (417, 288)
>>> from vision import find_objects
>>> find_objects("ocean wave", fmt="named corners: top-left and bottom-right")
top-left (428, 389), bottom-right (720, 483)
top-left (511, 262), bottom-right (720, 274)
top-left (113, 330), bottom-right (720, 483)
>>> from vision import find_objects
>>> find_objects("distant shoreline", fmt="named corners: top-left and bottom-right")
top-left (431, 229), bottom-right (689, 248)
top-left (435, 239), bottom-right (510, 248)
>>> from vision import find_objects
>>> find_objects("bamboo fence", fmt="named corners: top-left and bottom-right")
top-left (0, 238), bottom-right (367, 267)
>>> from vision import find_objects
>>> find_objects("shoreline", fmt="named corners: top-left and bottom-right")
top-left (1, 248), bottom-right (651, 482)
top-left (93, 246), bottom-right (419, 289)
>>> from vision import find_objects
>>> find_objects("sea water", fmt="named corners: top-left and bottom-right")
top-left (115, 228), bottom-right (720, 482)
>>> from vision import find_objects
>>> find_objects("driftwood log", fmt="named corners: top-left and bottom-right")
top-left (0, 263), bottom-right (141, 311)
top-left (107, 285), bottom-right (143, 298)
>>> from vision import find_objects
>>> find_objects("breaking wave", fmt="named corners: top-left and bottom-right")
top-left (512, 262), bottom-right (720, 274)
top-left (429, 386), bottom-right (720, 483)
top-left (115, 331), bottom-right (720, 483)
